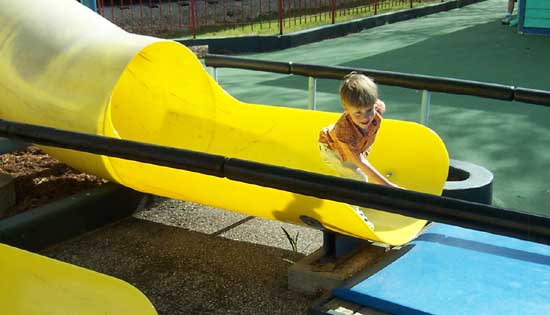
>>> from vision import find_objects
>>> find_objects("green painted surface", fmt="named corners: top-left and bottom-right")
top-left (524, 0), bottom-right (550, 28)
top-left (525, 11), bottom-right (550, 20)
top-left (526, 0), bottom-right (550, 9)
top-left (524, 16), bottom-right (550, 28)
top-left (208, 0), bottom-right (550, 216)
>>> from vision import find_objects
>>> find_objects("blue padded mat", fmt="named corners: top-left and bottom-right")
top-left (333, 224), bottom-right (550, 315)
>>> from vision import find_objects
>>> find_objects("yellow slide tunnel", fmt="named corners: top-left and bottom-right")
top-left (0, 244), bottom-right (157, 314)
top-left (0, 0), bottom-right (448, 246)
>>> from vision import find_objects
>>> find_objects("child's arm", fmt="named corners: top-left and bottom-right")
top-left (340, 144), bottom-right (398, 188)
top-left (358, 153), bottom-right (399, 188)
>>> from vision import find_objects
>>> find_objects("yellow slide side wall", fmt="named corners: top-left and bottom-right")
top-left (0, 244), bottom-right (157, 315)
top-left (0, 0), bottom-right (449, 245)
top-left (104, 42), bottom-right (449, 245)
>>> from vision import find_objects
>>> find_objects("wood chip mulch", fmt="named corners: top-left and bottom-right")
top-left (0, 146), bottom-right (108, 218)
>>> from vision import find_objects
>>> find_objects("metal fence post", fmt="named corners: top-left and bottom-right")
top-left (420, 89), bottom-right (431, 125)
top-left (191, 0), bottom-right (197, 39)
top-left (278, 0), bottom-right (284, 35)
top-left (308, 77), bottom-right (317, 110)
top-left (331, 0), bottom-right (336, 24)
top-left (212, 67), bottom-right (218, 82)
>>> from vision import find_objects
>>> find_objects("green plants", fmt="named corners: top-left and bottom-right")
top-left (281, 225), bottom-right (300, 253)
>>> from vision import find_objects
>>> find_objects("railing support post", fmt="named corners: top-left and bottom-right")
top-left (420, 89), bottom-right (431, 125)
top-left (322, 231), bottom-right (336, 259)
top-left (212, 67), bottom-right (218, 82)
top-left (308, 77), bottom-right (317, 110)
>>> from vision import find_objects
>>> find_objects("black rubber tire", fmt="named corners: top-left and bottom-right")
top-left (443, 159), bottom-right (494, 205)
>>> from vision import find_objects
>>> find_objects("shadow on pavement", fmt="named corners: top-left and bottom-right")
top-left (41, 217), bottom-right (315, 315)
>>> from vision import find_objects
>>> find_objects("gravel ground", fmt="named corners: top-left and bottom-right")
top-left (41, 196), bottom-right (324, 315)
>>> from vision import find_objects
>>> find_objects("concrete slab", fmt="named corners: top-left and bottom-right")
top-left (288, 243), bottom-right (388, 295)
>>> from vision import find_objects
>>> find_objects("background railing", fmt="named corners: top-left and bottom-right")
top-left (95, 0), bottom-right (441, 38)
top-left (205, 54), bottom-right (550, 124)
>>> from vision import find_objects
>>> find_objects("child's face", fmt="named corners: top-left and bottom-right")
top-left (345, 105), bottom-right (375, 130)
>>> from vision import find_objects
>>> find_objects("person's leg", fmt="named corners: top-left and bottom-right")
top-left (502, 0), bottom-right (516, 24)
top-left (319, 144), bottom-right (375, 229)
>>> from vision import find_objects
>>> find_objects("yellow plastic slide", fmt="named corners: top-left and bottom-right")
top-left (0, 0), bottom-right (448, 245)
top-left (0, 244), bottom-right (157, 314)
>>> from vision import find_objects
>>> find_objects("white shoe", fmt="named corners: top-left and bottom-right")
top-left (353, 207), bottom-right (375, 230)
top-left (501, 14), bottom-right (513, 25)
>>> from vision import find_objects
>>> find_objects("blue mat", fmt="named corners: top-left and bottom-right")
top-left (333, 224), bottom-right (550, 315)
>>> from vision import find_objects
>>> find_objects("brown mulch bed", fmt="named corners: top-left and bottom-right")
top-left (0, 146), bottom-right (108, 218)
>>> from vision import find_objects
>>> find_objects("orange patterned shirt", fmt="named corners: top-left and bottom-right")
top-left (319, 111), bottom-right (382, 161)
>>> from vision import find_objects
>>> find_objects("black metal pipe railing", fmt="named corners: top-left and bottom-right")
top-left (1, 118), bottom-right (549, 245)
top-left (205, 54), bottom-right (550, 106)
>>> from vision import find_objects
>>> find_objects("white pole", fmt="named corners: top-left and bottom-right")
top-left (420, 90), bottom-right (431, 125)
top-left (212, 67), bottom-right (218, 82)
top-left (308, 77), bottom-right (317, 110)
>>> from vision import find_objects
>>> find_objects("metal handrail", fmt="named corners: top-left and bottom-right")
top-left (1, 118), bottom-right (549, 245)
top-left (205, 54), bottom-right (550, 122)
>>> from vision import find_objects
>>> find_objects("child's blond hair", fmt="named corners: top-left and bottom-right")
top-left (339, 72), bottom-right (378, 109)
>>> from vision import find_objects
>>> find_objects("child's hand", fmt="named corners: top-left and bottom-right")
top-left (375, 99), bottom-right (386, 115)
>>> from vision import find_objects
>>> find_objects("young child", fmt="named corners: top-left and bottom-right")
top-left (318, 72), bottom-right (398, 229)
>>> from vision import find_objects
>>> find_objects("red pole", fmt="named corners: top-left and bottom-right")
top-left (331, 0), bottom-right (335, 24)
top-left (251, 0), bottom-right (254, 30)
top-left (97, 0), bottom-right (104, 15)
top-left (179, 0), bottom-right (183, 28)
top-left (278, 0), bottom-right (283, 35)
top-left (110, 0), bottom-right (115, 24)
top-left (129, 0), bottom-right (135, 32)
top-left (233, 0), bottom-right (237, 29)
top-left (167, 0), bottom-right (173, 31)
top-left (139, 0), bottom-right (144, 32)
top-left (121, 0), bottom-right (125, 27)
top-left (241, 0), bottom-right (245, 30)
top-left (191, 0), bottom-right (196, 38)
top-left (223, 0), bottom-right (226, 25)
top-left (149, 0), bottom-right (153, 32)
top-left (259, 0), bottom-right (262, 29)
top-left (158, 0), bottom-right (163, 31)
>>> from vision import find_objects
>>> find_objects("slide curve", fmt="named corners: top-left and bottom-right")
top-left (0, 244), bottom-right (157, 314)
top-left (0, 0), bottom-right (449, 245)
